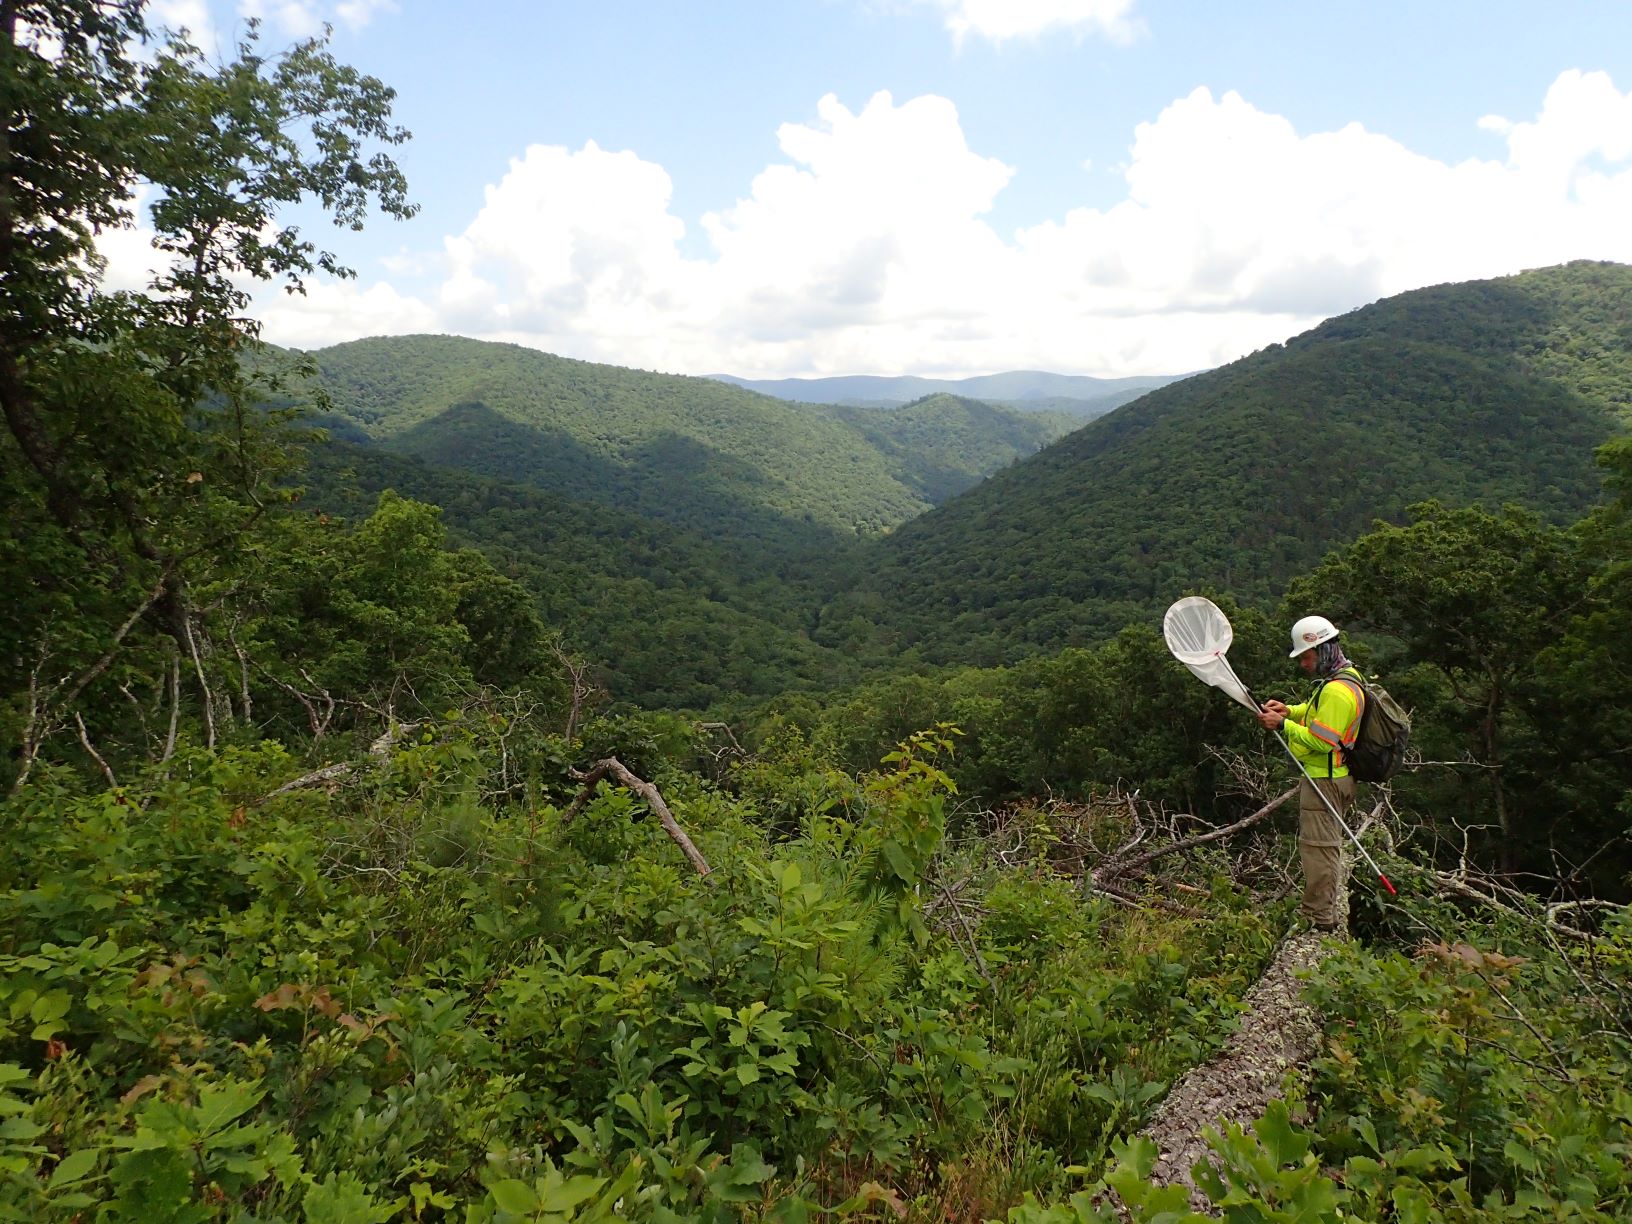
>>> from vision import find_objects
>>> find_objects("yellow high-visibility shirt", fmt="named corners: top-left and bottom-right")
top-left (1284, 668), bottom-right (1364, 778)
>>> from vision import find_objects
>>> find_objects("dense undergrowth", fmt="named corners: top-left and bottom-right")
top-left (1011, 899), bottom-right (1632, 1223)
top-left (0, 725), bottom-right (1288, 1220)
top-left (5, 717), bottom-right (1628, 1221)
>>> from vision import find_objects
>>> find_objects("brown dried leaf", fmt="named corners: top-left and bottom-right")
top-left (254, 983), bottom-right (304, 1012)
top-left (854, 1183), bottom-right (907, 1220)
top-left (121, 1075), bottom-right (164, 1105)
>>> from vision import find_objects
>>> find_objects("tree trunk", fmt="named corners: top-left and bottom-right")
top-left (1484, 679), bottom-right (1511, 874)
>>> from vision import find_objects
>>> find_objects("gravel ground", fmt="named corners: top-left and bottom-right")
top-left (1134, 931), bottom-right (1333, 1213)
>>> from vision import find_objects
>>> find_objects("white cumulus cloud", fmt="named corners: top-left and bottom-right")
top-left (701, 93), bottom-right (1015, 341)
top-left (101, 70), bottom-right (1632, 378)
top-left (139, 0), bottom-right (396, 57)
top-left (435, 140), bottom-right (699, 365)
top-left (147, 0), bottom-right (215, 41)
top-left (253, 279), bottom-right (438, 348)
top-left (916, 0), bottom-right (1143, 45)
top-left (237, 0), bottom-right (395, 38)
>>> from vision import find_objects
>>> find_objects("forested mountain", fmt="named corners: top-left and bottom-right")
top-left (302, 335), bottom-right (1081, 550)
top-left (714, 368), bottom-right (1181, 410)
top-left (823, 261), bottom-right (1632, 664)
top-left (302, 443), bottom-right (865, 707)
top-left (295, 393), bottom-right (1075, 707)
top-left (802, 393), bottom-right (1078, 502)
top-left (296, 264), bottom-right (1632, 696)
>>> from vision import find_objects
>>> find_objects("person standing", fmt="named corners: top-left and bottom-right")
top-left (1256, 616), bottom-right (1364, 932)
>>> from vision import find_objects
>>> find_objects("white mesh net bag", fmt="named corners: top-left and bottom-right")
top-left (1162, 596), bottom-right (1256, 711)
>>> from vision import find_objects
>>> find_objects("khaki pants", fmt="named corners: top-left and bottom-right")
top-left (1298, 775), bottom-right (1354, 930)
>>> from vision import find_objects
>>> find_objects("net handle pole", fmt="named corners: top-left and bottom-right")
top-left (1218, 656), bottom-right (1397, 896)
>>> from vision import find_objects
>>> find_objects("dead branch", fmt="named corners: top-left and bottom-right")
top-left (1420, 866), bottom-right (1596, 942)
top-left (697, 722), bottom-right (745, 757)
top-left (118, 681), bottom-right (153, 745)
top-left (228, 625), bottom-right (254, 724)
top-left (1465, 1035), bottom-right (1572, 1082)
top-left (162, 653), bottom-right (181, 763)
top-left (261, 721), bottom-right (422, 802)
top-left (368, 722), bottom-right (420, 756)
top-left (1539, 922), bottom-right (1632, 1040)
top-left (250, 661), bottom-right (339, 739)
top-left (181, 607), bottom-right (217, 749)
top-left (1095, 787), bottom-right (1296, 885)
top-left (1412, 759), bottom-right (1499, 769)
top-left (921, 874), bottom-right (980, 914)
top-left (265, 761), bottom-right (353, 797)
top-left (1089, 878), bottom-right (1208, 919)
top-left (58, 571), bottom-right (172, 711)
top-left (11, 657), bottom-right (48, 797)
top-left (10, 573), bottom-right (171, 795)
top-left (697, 721), bottom-right (748, 778)
top-left (1545, 899), bottom-right (1625, 927)
top-left (565, 757), bottom-right (712, 877)
top-left (1204, 744), bottom-right (1280, 804)
top-left (1473, 969), bottom-right (1573, 1080)
top-left (1138, 931), bottom-right (1330, 1212)
top-left (934, 880), bottom-right (995, 992)
top-left (74, 713), bottom-right (118, 789)
top-left (551, 639), bottom-right (600, 742)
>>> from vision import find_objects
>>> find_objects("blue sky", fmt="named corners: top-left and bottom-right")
top-left (117, 0), bottom-right (1632, 378)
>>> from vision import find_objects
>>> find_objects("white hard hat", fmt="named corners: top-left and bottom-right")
top-left (1289, 615), bottom-right (1339, 657)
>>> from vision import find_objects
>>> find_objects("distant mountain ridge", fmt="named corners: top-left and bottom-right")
top-left (285, 262), bottom-right (1631, 702)
top-left (712, 369), bottom-right (1184, 415)
top-left (820, 261), bottom-right (1632, 663)
top-left (299, 334), bottom-right (1083, 553)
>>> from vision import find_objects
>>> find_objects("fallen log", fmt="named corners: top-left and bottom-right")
top-left (1135, 931), bottom-right (1332, 1215)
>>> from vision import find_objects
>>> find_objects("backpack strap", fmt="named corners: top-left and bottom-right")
top-left (1303, 677), bottom-right (1334, 777)
top-left (1309, 668), bottom-right (1366, 777)
top-left (1330, 667), bottom-right (1366, 714)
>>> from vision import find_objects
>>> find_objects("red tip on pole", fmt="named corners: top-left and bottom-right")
top-left (1378, 873), bottom-right (1397, 896)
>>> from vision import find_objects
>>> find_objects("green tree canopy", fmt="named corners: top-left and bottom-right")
top-left (1, 3), bottom-right (414, 783)
top-left (1288, 499), bottom-right (1602, 874)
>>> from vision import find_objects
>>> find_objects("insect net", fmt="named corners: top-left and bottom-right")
top-left (1162, 596), bottom-right (1257, 711)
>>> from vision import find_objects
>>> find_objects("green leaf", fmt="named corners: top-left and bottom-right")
top-left (1503, 1138), bottom-right (1542, 1174)
top-left (302, 1171), bottom-right (398, 1223)
top-left (488, 1179), bottom-right (540, 1214)
top-left (536, 1174), bottom-right (605, 1214)
top-left (1352, 1114), bottom-right (1380, 1154)
top-left (1390, 1182), bottom-right (1434, 1224)
top-left (726, 1143), bottom-right (775, 1186)
top-left (192, 1079), bottom-right (265, 1136)
top-left (29, 990), bottom-right (69, 1024)
top-left (1392, 1143), bottom-right (1458, 1173)
top-left (109, 1148), bottom-right (206, 1222)
top-left (880, 839), bottom-right (916, 885)
top-left (1252, 1100), bottom-right (1309, 1167)
top-left (48, 1147), bottom-right (99, 1188)
top-left (0, 1116), bottom-right (45, 1141)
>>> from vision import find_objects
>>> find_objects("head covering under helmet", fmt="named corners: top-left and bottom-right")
top-left (1312, 638), bottom-right (1350, 678)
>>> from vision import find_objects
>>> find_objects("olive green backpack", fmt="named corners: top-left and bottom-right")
top-left (1333, 668), bottom-right (1412, 783)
